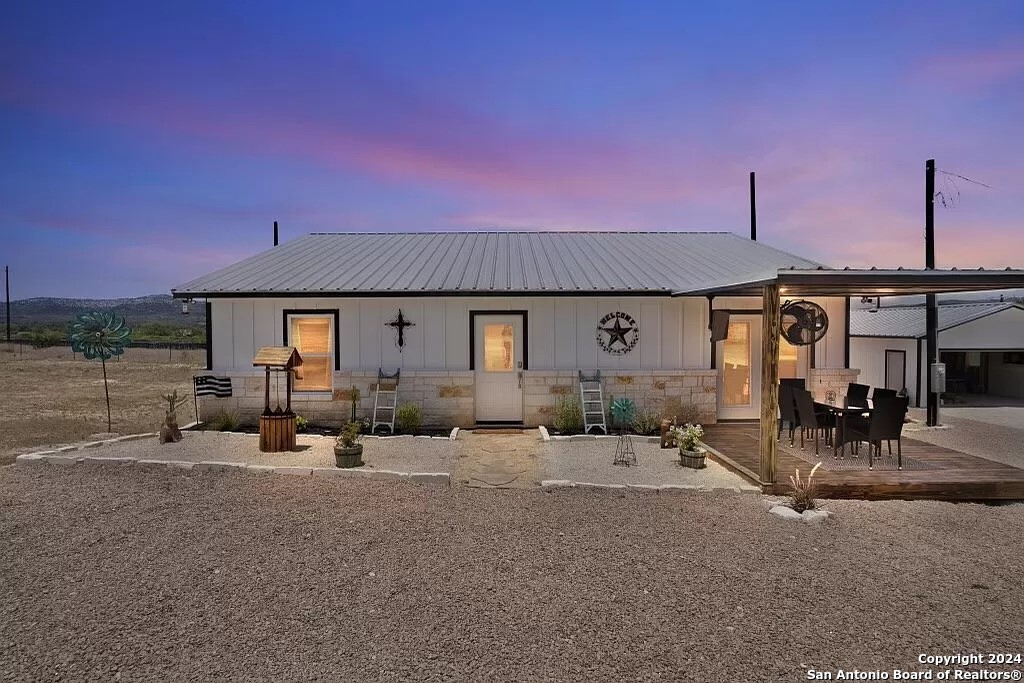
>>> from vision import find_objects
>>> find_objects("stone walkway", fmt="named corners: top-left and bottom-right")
top-left (453, 430), bottom-right (542, 489)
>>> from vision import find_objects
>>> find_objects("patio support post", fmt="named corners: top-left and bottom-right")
top-left (759, 283), bottom-right (781, 485)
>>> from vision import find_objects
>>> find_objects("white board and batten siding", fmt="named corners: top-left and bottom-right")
top-left (210, 296), bottom-right (716, 372)
top-left (849, 337), bottom-right (919, 405)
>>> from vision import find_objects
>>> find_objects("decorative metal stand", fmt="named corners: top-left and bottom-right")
top-left (613, 431), bottom-right (636, 467)
top-left (610, 396), bottom-right (637, 466)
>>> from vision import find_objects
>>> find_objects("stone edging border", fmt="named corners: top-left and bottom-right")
top-left (538, 426), bottom-right (661, 444)
top-left (14, 452), bottom-right (451, 486)
top-left (539, 479), bottom-right (761, 494)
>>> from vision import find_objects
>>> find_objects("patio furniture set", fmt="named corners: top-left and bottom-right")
top-left (778, 379), bottom-right (909, 470)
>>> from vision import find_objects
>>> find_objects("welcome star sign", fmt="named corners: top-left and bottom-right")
top-left (596, 311), bottom-right (639, 355)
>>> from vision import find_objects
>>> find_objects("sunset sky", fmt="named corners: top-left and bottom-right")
top-left (2, 1), bottom-right (1022, 298)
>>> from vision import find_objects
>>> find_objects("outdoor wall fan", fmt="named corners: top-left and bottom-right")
top-left (780, 300), bottom-right (829, 346)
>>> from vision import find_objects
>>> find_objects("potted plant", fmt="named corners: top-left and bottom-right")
top-left (334, 421), bottom-right (364, 468)
top-left (671, 423), bottom-right (706, 469)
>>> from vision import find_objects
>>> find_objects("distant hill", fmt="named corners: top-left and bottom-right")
top-left (5, 295), bottom-right (206, 326)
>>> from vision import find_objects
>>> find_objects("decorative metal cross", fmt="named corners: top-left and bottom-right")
top-left (386, 309), bottom-right (415, 350)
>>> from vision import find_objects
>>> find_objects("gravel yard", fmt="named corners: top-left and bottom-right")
top-left (3, 465), bottom-right (1022, 681)
top-left (907, 406), bottom-right (1024, 470)
top-left (58, 430), bottom-right (458, 473)
top-left (541, 438), bottom-right (754, 489)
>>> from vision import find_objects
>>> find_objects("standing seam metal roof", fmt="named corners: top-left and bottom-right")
top-left (849, 302), bottom-right (1024, 338)
top-left (172, 231), bottom-right (823, 296)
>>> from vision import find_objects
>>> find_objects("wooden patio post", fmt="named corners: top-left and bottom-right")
top-left (759, 284), bottom-right (781, 485)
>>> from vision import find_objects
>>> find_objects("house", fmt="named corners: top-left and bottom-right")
top-left (849, 301), bottom-right (1024, 405)
top-left (172, 231), bottom-right (856, 427)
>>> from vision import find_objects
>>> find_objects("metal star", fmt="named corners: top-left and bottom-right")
top-left (601, 317), bottom-right (633, 349)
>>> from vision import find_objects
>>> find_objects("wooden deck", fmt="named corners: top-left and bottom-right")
top-left (702, 422), bottom-right (1024, 501)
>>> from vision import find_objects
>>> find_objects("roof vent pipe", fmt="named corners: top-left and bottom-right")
top-left (274, 221), bottom-right (279, 247)
top-left (749, 171), bottom-right (756, 241)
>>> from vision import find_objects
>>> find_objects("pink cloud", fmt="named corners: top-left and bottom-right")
top-left (914, 44), bottom-right (1024, 91)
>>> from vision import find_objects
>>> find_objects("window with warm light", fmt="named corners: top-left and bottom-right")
top-left (288, 315), bottom-right (334, 391)
top-left (723, 321), bottom-right (751, 406)
top-left (779, 336), bottom-right (799, 379)
top-left (483, 324), bottom-right (514, 372)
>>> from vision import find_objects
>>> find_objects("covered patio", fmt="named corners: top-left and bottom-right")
top-left (680, 267), bottom-right (1024, 501)
top-left (701, 422), bottom-right (1024, 501)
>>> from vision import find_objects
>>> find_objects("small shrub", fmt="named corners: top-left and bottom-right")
top-left (395, 404), bottom-right (422, 435)
top-left (631, 409), bottom-right (661, 435)
top-left (207, 410), bottom-right (240, 432)
top-left (295, 415), bottom-right (309, 432)
top-left (336, 421), bottom-right (363, 448)
top-left (662, 397), bottom-right (701, 426)
top-left (789, 463), bottom-right (822, 513)
top-left (553, 397), bottom-right (583, 434)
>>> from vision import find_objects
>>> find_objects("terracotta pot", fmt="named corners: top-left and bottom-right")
top-left (334, 444), bottom-right (364, 468)
top-left (679, 448), bottom-right (707, 469)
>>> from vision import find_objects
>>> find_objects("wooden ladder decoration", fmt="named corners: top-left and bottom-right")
top-left (372, 368), bottom-right (400, 434)
top-left (578, 370), bottom-right (607, 435)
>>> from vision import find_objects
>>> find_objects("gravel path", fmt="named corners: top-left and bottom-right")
top-left (4, 465), bottom-right (1021, 681)
top-left (906, 408), bottom-right (1024, 470)
top-left (541, 438), bottom-right (753, 489)
top-left (61, 430), bottom-right (457, 473)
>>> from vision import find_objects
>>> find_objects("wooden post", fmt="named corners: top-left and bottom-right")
top-left (285, 368), bottom-right (293, 414)
top-left (263, 366), bottom-right (271, 415)
top-left (759, 284), bottom-right (781, 485)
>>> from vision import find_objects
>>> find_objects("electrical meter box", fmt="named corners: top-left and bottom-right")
top-left (930, 362), bottom-right (947, 393)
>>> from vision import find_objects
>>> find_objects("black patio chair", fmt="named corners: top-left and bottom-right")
top-left (846, 383), bottom-right (871, 406)
top-left (793, 387), bottom-right (834, 456)
top-left (778, 383), bottom-right (799, 446)
top-left (846, 395), bottom-right (910, 470)
top-left (872, 387), bottom-right (898, 401)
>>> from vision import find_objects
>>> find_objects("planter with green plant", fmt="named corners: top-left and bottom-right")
top-left (671, 423), bottom-right (706, 469)
top-left (334, 421), bottom-right (364, 468)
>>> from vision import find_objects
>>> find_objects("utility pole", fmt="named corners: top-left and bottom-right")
top-left (749, 172), bottom-right (757, 241)
top-left (4, 265), bottom-right (10, 342)
top-left (925, 159), bottom-right (939, 426)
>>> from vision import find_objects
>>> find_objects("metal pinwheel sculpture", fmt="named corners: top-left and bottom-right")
top-left (69, 311), bottom-right (132, 432)
top-left (609, 397), bottom-right (636, 433)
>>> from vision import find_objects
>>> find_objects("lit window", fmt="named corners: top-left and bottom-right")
top-left (779, 337), bottom-right (799, 379)
top-left (723, 321), bottom-right (751, 406)
top-left (483, 324), bottom-right (514, 372)
top-left (288, 315), bottom-right (333, 391)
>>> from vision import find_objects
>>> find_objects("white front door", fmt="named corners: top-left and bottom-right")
top-left (717, 315), bottom-right (762, 420)
top-left (885, 350), bottom-right (906, 391)
top-left (474, 314), bottom-right (524, 422)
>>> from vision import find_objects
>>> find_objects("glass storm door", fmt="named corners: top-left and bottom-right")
top-left (474, 315), bottom-right (524, 422)
top-left (717, 316), bottom-right (762, 420)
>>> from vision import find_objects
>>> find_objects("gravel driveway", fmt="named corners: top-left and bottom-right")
top-left (3, 466), bottom-right (1022, 681)
top-left (907, 406), bottom-right (1024, 470)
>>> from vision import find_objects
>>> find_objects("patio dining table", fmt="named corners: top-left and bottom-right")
top-left (817, 398), bottom-right (874, 458)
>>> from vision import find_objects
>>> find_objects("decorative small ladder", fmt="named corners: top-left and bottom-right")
top-left (578, 370), bottom-right (607, 435)
top-left (372, 368), bottom-right (401, 434)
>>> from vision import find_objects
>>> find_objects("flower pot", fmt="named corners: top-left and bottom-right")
top-left (334, 444), bottom-right (364, 468)
top-left (679, 448), bottom-right (707, 469)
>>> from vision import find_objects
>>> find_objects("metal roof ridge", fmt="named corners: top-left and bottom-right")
top-left (304, 230), bottom-right (735, 235)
